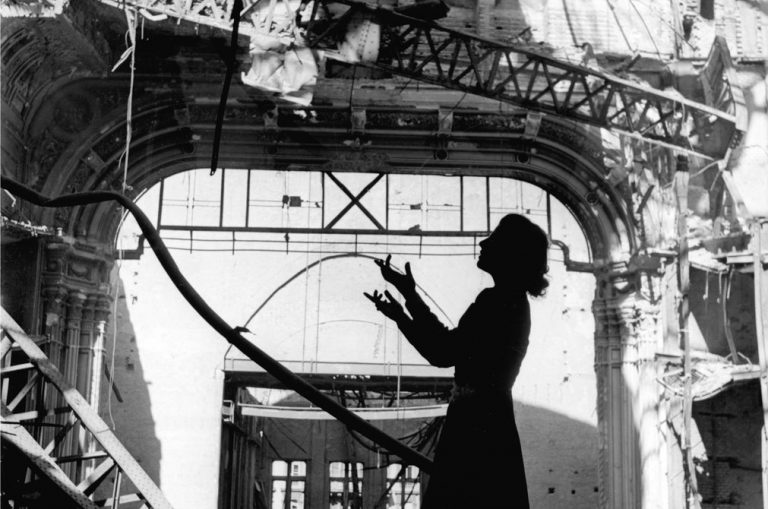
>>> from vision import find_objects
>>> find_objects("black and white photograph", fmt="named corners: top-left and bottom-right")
top-left (1, 0), bottom-right (767, 507)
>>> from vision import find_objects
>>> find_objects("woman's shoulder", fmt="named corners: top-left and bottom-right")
top-left (475, 287), bottom-right (528, 311)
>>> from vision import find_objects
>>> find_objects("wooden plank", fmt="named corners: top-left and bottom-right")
top-left (5, 406), bottom-right (72, 422)
top-left (0, 308), bottom-right (175, 509)
top-left (1, 362), bottom-right (35, 376)
top-left (56, 451), bottom-right (110, 463)
top-left (94, 493), bottom-right (145, 507)
top-left (77, 458), bottom-right (116, 496)
top-left (0, 335), bottom-right (12, 361)
top-left (6, 371), bottom-right (39, 411)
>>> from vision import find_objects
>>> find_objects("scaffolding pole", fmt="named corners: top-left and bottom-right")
top-left (675, 155), bottom-right (700, 508)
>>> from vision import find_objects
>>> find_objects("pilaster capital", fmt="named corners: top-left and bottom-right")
top-left (81, 295), bottom-right (99, 324)
top-left (41, 284), bottom-right (69, 315)
top-left (94, 295), bottom-right (113, 323)
top-left (593, 270), bottom-right (663, 363)
top-left (65, 290), bottom-right (87, 325)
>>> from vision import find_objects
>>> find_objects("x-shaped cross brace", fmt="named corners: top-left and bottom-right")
top-left (325, 173), bottom-right (385, 230)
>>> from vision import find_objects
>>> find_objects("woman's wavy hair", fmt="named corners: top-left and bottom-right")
top-left (495, 214), bottom-right (550, 297)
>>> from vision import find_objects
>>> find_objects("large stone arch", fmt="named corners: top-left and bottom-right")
top-left (25, 78), bottom-right (637, 264)
top-left (17, 75), bottom-right (674, 509)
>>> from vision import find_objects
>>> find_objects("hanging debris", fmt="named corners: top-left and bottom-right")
top-left (240, 0), bottom-right (324, 105)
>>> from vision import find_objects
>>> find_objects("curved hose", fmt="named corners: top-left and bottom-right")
top-left (1, 176), bottom-right (433, 472)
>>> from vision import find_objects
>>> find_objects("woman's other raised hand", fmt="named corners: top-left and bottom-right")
top-left (374, 255), bottom-right (415, 295)
top-left (363, 290), bottom-right (408, 322)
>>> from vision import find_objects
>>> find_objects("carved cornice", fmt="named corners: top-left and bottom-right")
top-left (41, 238), bottom-right (113, 295)
top-left (593, 271), bottom-right (663, 362)
top-left (65, 290), bottom-right (87, 326)
top-left (12, 76), bottom-right (639, 263)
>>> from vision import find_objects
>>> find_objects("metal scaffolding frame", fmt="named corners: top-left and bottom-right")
top-left (0, 308), bottom-right (175, 509)
top-left (301, 0), bottom-right (741, 159)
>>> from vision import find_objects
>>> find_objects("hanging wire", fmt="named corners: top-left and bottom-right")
top-left (106, 8), bottom-right (137, 428)
top-left (627, 0), bottom-right (664, 61)
top-left (158, 234), bottom-right (481, 248)
top-left (108, 248), bottom-right (120, 431)
top-left (121, 7), bottom-right (138, 195)
top-left (107, 208), bottom-right (134, 430)
top-left (166, 245), bottom-right (481, 256)
top-left (299, 174), bottom-right (311, 371)
top-left (314, 245), bottom-right (324, 373)
top-left (630, 0), bottom-right (698, 51)
top-left (604, 0), bottom-right (637, 54)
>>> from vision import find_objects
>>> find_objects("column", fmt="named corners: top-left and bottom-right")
top-left (38, 283), bottom-right (68, 447)
top-left (61, 290), bottom-right (86, 478)
top-left (34, 237), bottom-right (115, 483)
top-left (594, 270), bottom-right (666, 509)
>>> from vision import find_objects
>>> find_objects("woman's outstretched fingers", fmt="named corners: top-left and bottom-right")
top-left (364, 291), bottom-right (383, 306)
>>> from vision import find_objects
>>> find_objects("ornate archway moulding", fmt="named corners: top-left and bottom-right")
top-left (19, 78), bottom-right (638, 264)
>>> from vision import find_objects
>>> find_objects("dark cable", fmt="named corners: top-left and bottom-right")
top-left (0, 176), bottom-right (433, 473)
top-left (211, 0), bottom-right (244, 176)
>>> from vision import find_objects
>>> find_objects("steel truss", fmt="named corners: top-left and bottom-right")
top-left (0, 308), bottom-right (174, 509)
top-left (91, 0), bottom-right (743, 159)
top-left (301, 0), bottom-right (741, 159)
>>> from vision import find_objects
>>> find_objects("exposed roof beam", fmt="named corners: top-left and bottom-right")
top-left (95, 0), bottom-right (744, 159)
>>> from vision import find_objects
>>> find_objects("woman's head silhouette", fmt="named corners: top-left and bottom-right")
top-left (478, 214), bottom-right (549, 296)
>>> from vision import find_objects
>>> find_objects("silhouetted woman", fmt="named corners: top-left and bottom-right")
top-left (365, 214), bottom-right (549, 508)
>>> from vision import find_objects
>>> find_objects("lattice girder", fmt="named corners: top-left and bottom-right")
top-left (91, 0), bottom-right (744, 159)
top-left (300, 0), bottom-right (742, 159)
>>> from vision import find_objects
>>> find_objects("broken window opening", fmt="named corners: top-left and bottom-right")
top-left (329, 461), bottom-right (363, 509)
top-left (271, 459), bottom-right (307, 509)
top-left (117, 167), bottom-right (590, 264)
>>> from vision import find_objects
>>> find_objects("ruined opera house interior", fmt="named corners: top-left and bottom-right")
top-left (1, 0), bottom-right (768, 507)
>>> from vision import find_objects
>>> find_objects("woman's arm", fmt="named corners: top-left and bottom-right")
top-left (394, 288), bottom-right (458, 368)
top-left (365, 288), bottom-right (457, 367)
top-left (369, 256), bottom-right (458, 367)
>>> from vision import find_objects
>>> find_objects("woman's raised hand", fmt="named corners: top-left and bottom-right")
top-left (364, 290), bottom-right (408, 322)
top-left (374, 255), bottom-right (415, 295)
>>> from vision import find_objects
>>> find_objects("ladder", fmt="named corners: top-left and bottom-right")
top-left (0, 307), bottom-right (174, 509)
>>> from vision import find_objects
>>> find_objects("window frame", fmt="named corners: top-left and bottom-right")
top-left (385, 463), bottom-right (421, 509)
top-left (270, 459), bottom-right (308, 509)
top-left (328, 461), bottom-right (364, 509)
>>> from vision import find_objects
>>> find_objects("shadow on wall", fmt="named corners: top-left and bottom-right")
top-left (689, 268), bottom-right (758, 360)
top-left (514, 401), bottom-right (599, 508)
top-left (97, 274), bottom-right (163, 498)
